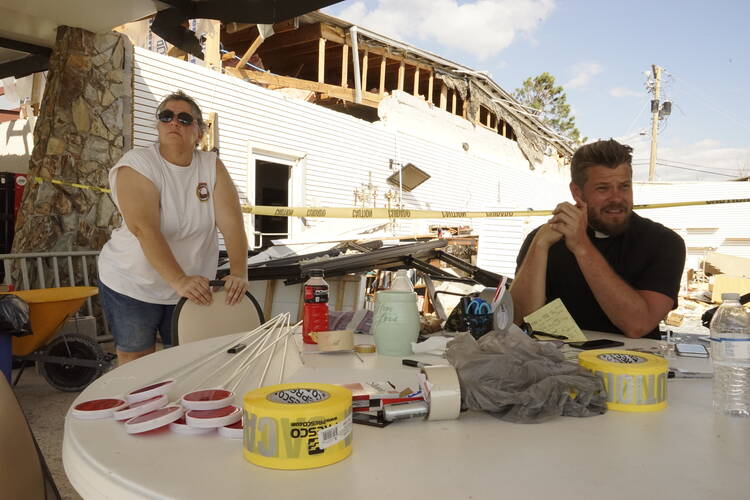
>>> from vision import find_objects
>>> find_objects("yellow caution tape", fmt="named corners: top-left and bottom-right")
top-left (31, 176), bottom-right (112, 194)
top-left (242, 204), bottom-right (549, 218)
top-left (243, 383), bottom-right (353, 470)
top-left (244, 197), bottom-right (750, 219)
top-left (578, 349), bottom-right (669, 412)
top-left (27, 176), bottom-right (750, 219)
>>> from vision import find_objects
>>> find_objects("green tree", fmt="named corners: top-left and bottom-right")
top-left (513, 72), bottom-right (584, 144)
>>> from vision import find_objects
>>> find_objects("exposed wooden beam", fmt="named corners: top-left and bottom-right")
top-left (264, 280), bottom-right (277, 319)
top-left (340, 44), bottom-right (349, 88)
top-left (361, 50), bottom-right (369, 92)
top-left (317, 38), bottom-right (326, 83)
top-left (237, 34), bottom-right (264, 70)
top-left (427, 71), bottom-right (434, 103)
top-left (413, 67), bottom-right (420, 97)
top-left (440, 82), bottom-right (447, 110)
top-left (203, 20), bottom-right (222, 71)
top-left (256, 23), bottom-right (322, 52)
top-left (379, 56), bottom-right (386, 95)
top-left (320, 23), bottom-right (347, 45)
top-left (27, 72), bottom-right (42, 116)
top-left (397, 61), bottom-right (405, 91)
top-left (225, 22), bottom-right (254, 34)
top-left (227, 67), bottom-right (382, 108)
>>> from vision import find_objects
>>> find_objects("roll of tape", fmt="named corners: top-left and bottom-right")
top-left (243, 383), bottom-right (353, 470)
top-left (419, 365), bottom-right (461, 421)
top-left (578, 349), bottom-right (668, 412)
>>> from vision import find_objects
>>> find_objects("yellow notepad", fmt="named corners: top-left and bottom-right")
top-left (523, 298), bottom-right (588, 343)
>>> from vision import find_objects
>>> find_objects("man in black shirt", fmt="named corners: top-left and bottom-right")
top-left (510, 139), bottom-right (685, 338)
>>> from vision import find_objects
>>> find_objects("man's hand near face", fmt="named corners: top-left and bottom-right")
top-left (549, 200), bottom-right (592, 256)
top-left (533, 221), bottom-right (564, 249)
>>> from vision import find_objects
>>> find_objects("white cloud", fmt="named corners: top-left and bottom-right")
top-left (564, 62), bottom-right (602, 89)
top-left (331, 0), bottom-right (556, 60)
top-left (625, 135), bottom-right (750, 181)
top-left (610, 87), bottom-right (642, 98)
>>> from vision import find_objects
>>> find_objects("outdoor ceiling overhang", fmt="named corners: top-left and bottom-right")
top-left (0, 0), bottom-right (166, 79)
top-left (0, 0), bottom-right (343, 79)
top-left (151, 0), bottom-right (343, 60)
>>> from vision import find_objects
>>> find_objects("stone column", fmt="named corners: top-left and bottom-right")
top-left (11, 26), bottom-right (132, 288)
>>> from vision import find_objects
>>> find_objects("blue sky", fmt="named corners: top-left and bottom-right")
top-left (324, 0), bottom-right (750, 181)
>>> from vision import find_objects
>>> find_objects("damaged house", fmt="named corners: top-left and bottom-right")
top-left (125, 11), bottom-right (573, 269)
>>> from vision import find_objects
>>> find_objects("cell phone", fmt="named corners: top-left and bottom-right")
top-left (568, 339), bottom-right (625, 350)
top-left (675, 343), bottom-right (709, 358)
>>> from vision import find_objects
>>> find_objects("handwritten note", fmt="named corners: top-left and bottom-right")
top-left (523, 298), bottom-right (587, 343)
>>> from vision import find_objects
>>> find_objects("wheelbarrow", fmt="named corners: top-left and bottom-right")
top-left (2, 286), bottom-right (114, 392)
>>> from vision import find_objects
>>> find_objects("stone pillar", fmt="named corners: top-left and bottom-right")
top-left (11, 26), bottom-right (133, 288)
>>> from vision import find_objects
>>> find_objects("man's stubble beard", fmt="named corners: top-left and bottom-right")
top-left (586, 202), bottom-right (632, 236)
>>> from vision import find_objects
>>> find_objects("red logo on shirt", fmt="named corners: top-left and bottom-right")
top-left (196, 182), bottom-right (210, 201)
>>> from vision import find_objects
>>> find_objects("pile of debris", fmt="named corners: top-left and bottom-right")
top-left (666, 252), bottom-right (750, 334)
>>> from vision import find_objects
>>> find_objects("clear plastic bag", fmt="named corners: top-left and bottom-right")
top-left (0, 295), bottom-right (32, 337)
top-left (445, 330), bottom-right (607, 423)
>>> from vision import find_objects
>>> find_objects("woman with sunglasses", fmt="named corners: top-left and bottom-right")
top-left (98, 91), bottom-right (248, 365)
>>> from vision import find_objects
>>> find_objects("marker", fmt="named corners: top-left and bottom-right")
top-left (402, 359), bottom-right (432, 368)
top-left (668, 369), bottom-right (712, 379)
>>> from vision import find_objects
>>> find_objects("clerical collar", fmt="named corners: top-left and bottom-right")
top-left (593, 230), bottom-right (610, 239)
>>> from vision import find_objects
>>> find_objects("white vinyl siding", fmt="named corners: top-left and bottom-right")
top-left (131, 48), bottom-right (570, 274)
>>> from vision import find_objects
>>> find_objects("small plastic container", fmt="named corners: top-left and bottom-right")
top-left (124, 405), bottom-right (184, 434)
top-left (185, 405), bottom-right (243, 428)
top-left (303, 269), bottom-right (329, 344)
top-left (125, 380), bottom-right (174, 404)
top-left (181, 389), bottom-right (234, 411)
top-left (169, 417), bottom-right (215, 435)
top-left (113, 394), bottom-right (168, 421)
top-left (71, 398), bottom-right (127, 420)
top-left (218, 420), bottom-right (244, 439)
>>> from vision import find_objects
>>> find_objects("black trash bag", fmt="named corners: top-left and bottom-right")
top-left (445, 329), bottom-right (607, 423)
top-left (0, 295), bottom-right (32, 337)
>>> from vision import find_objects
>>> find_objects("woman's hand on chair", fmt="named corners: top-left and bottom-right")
top-left (223, 275), bottom-right (248, 305)
top-left (173, 275), bottom-right (212, 305)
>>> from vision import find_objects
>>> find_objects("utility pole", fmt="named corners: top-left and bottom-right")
top-left (648, 64), bottom-right (662, 182)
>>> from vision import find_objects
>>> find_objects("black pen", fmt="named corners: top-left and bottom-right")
top-left (402, 359), bottom-right (432, 368)
top-left (532, 331), bottom-right (569, 340)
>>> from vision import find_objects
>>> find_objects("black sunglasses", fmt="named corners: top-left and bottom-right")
top-left (157, 109), bottom-right (195, 126)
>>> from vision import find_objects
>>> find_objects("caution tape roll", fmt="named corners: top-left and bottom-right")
top-left (578, 349), bottom-right (669, 412)
top-left (243, 383), bottom-right (353, 470)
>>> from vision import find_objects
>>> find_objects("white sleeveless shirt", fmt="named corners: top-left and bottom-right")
top-left (98, 144), bottom-right (219, 304)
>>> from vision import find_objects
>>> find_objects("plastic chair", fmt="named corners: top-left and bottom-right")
top-left (0, 375), bottom-right (61, 499)
top-left (171, 280), bottom-right (264, 345)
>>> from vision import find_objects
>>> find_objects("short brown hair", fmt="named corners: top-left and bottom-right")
top-left (156, 90), bottom-right (205, 131)
top-left (570, 139), bottom-right (633, 188)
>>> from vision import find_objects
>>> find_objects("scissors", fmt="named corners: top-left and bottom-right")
top-left (465, 298), bottom-right (491, 315)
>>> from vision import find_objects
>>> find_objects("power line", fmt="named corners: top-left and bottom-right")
top-left (632, 158), bottom-right (741, 171)
top-left (670, 73), bottom-right (750, 134)
top-left (642, 162), bottom-right (738, 178)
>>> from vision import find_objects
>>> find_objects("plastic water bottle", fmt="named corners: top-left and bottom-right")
top-left (709, 292), bottom-right (750, 416)
top-left (302, 269), bottom-right (329, 345)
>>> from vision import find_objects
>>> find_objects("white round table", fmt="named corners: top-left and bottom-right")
top-left (63, 332), bottom-right (749, 500)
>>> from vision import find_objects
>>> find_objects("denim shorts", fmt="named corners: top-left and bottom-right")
top-left (98, 281), bottom-right (175, 352)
